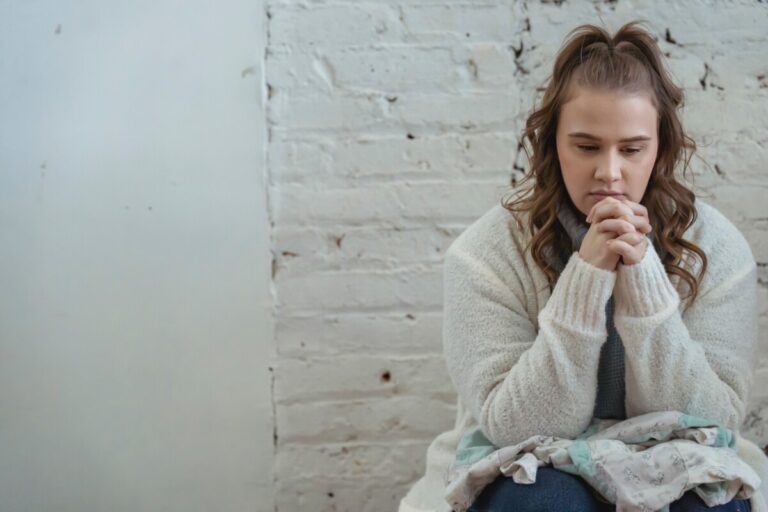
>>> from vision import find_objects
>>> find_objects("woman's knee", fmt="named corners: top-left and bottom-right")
top-left (468, 467), bottom-right (605, 512)
top-left (669, 491), bottom-right (751, 512)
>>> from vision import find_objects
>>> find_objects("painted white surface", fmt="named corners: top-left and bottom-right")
top-left (0, 1), bottom-right (274, 511)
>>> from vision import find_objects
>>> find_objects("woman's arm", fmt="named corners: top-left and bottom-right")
top-left (442, 241), bottom-right (615, 448)
top-left (613, 235), bottom-right (759, 431)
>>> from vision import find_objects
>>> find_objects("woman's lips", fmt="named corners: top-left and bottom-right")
top-left (591, 193), bottom-right (625, 199)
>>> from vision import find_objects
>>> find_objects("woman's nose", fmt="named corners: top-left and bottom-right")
top-left (594, 150), bottom-right (622, 182)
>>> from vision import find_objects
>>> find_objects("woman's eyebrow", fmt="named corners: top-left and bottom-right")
top-left (568, 132), bottom-right (651, 142)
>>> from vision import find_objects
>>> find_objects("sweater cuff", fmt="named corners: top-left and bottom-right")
top-left (540, 251), bottom-right (616, 332)
top-left (614, 241), bottom-right (680, 317)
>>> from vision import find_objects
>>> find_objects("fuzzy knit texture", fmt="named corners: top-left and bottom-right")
top-left (552, 199), bottom-right (645, 421)
top-left (398, 197), bottom-right (767, 512)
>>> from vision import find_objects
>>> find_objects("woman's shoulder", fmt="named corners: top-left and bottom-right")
top-left (445, 201), bottom-right (530, 264)
top-left (442, 201), bottom-right (536, 316)
top-left (682, 199), bottom-right (757, 297)
top-left (687, 198), bottom-right (756, 268)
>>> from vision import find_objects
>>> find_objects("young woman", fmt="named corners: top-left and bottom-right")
top-left (398, 20), bottom-right (766, 512)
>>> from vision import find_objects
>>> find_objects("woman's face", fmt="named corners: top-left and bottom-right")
top-left (555, 85), bottom-right (659, 219)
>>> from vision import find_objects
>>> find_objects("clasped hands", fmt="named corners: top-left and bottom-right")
top-left (586, 196), bottom-right (652, 267)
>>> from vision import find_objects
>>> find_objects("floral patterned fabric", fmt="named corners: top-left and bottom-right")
top-left (445, 410), bottom-right (760, 512)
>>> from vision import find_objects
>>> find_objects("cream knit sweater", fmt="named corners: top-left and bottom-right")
top-left (398, 198), bottom-right (768, 512)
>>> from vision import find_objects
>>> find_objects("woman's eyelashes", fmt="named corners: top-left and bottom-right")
top-left (577, 145), bottom-right (642, 154)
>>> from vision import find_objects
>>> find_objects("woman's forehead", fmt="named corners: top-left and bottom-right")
top-left (559, 86), bottom-right (658, 137)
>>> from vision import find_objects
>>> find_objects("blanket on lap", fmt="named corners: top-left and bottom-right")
top-left (445, 410), bottom-right (760, 512)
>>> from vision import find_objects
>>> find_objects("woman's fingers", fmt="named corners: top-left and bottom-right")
top-left (617, 198), bottom-right (652, 233)
top-left (587, 198), bottom-right (634, 224)
top-left (605, 238), bottom-right (634, 263)
top-left (624, 216), bottom-right (653, 233)
top-left (607, 231), bottom-right (648, 265)
top-left (614, 231), bottom-right (646, 244)
top-left (617, 197), bottom-right (649, 218)
top-left (596, 218), bottom-right (637, 235)
top-left (587, 197), bottom-right (652, 233)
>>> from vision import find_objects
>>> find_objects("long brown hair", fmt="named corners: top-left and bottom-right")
top-left (502, 20), bottom-right (707, 308)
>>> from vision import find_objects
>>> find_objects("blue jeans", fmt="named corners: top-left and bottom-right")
top-left (467, 467), bottom-right (752, 512)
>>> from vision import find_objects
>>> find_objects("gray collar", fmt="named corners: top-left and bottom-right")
top-left (556, 201), bottom-right (590, 252)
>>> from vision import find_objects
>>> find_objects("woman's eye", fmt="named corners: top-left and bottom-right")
top-left (576, 145), bottom-right (641, 154)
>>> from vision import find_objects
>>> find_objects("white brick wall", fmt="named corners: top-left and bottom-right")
top-left (265, 1), bottom-right (768, 510)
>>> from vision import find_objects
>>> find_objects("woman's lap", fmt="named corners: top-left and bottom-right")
top-left (669, 490), bottom-right (751, 512)
top-left (467, 468), bottom-right (609, 512)
top-left (467, 468), bottom-right (751, 512)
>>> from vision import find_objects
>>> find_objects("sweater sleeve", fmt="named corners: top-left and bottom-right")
top-left (613, 238), bottom-right (759, 431)
top-left (442, 243), bottom-right (616, 448)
